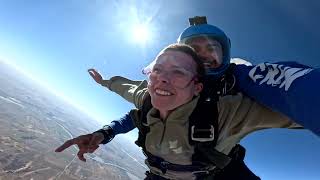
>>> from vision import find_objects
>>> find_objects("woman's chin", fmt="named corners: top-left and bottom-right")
top-left (152, 100), bottom-right (174, 111)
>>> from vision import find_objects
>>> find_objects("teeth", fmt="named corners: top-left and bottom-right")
top-left (155, 89), bottom-right (172, 96)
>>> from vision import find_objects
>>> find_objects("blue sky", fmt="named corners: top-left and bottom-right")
top-left (0, 0), bottom-right (319, 179)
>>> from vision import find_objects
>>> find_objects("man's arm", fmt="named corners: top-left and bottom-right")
top-left (234, 60), bottom-right (320, 135)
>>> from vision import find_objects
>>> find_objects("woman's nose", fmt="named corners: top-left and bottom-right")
top-left (157, 72), bottom-right (170, 84)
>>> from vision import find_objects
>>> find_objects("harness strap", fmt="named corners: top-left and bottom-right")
top-left (132, 95), bottom-right (152, 150)
top-left (189, 63), bottom-right (236, 145)
top-left (193, 142), bottom-right (232, 169)
top-left (189, 92), bottom-right (218, 144)
top-left (145, 151), bottom-right (207, 174)
top-left (145, 144), bottom-right (246, 175)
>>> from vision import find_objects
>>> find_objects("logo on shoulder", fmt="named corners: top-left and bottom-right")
top-left (249, 63), bottom-right (313, 91)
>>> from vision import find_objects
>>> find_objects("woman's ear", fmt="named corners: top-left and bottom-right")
top-left (194, 82), bottom-right (203, 96)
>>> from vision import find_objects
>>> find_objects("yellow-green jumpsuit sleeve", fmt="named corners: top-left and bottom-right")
top-left (100, 76), bottom-right (148, 108)
top-left (216, 93), bottom-right (302, 153)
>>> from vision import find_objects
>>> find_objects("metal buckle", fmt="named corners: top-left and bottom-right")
top-left (191, 125), bottom-right (215, 142)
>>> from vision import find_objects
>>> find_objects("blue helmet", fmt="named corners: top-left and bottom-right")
top-left (177, 17), bottom-right (231, 76)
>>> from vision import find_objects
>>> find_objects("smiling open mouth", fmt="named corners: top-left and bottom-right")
top-left (155, 89), bottom-right (173, 96)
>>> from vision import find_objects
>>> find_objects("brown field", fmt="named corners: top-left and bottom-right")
top-left (0, 62), bottom-right (146, 180)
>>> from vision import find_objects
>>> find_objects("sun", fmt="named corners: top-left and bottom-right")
top-left (132, 23), bottom-right (151, 44)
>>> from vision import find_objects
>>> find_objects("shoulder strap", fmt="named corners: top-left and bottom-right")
top-left (190, 63), bottom-right (239, 169)
top-left (189, 77), bottom-right (231, 169)
top-left (188, 90), bottom-right (219, 145)
top-left (131, 94), bottom-right (152, 150)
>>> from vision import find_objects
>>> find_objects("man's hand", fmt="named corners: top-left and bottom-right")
top-left (88, 68), bottom-right (103, 85)
top-left (55, 132), bottom-right (104, 162)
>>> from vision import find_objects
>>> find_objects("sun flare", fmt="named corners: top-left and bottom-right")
top-left (132, 23), bottom-right (151, 44)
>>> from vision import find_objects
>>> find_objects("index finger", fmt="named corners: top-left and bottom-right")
top-left (88, 71), bottom-right (95, 78)
top-left (55, 139), bottom-right (76, 152)
top-left (88, 69), bottom-right (97, 73)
